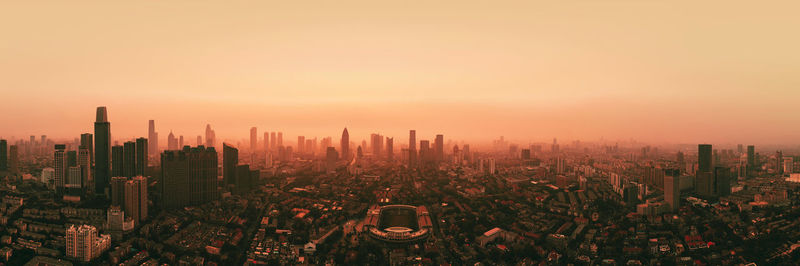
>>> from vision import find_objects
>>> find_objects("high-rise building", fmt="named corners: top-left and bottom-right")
top-left (167, 132), bottom-right (178, 150)
top-left (95, 106), bottom-right (111, 195)
top-left (148, 120), bottom-right (158, 157)
top-left (123, 141), bottom-right (136, 177)
top-left (714, 166), bottom-right (731, 197)
top-left (66, 166), bottom-right (82, 193)
top-left (78, 147), bottom-right (91, 194)
top-left (66, 224), bottom-right (110, 262)
top-left (521, 149), bottom-right (531, 160)
top-left (205, 124), bottom-right (216, 147)
top-left (370, 133), bottom-right (383, 158)
top-left (110, 176), bottom-right (127, 207)
top-left (419, 140), bottom-right (431, 166)
top-left (80, 133), bottom-right (93, 164)
top-left (277, 132), bottom-right (283, 147)
top-left (747, 145), bottom-right (755, 176)
top-left (54, 144), bottom-right (68, 192)
top-left (223, 143), bottom-right (238, 186)
top-left (434, 134), bottom-right (444, 162)
top-left (297, 136), bottom-right (305, 154)
top-left (341, 128), bottom-right (350, 161)
top-left (135, 138), bottom-right (148, 176)
top-left (111, 145), bottom-right (124, 178)
top-left (386, 137), bottom-right (394, 161)
top-left (123, 176), bottom-right (147, 223)
top-left (776, 151), bottom-right (784, 175)
top-left (8, 145), bottom-right (17, 174)
top-left (235, 164), bottom-right (254, 195)
top-left (664, 175), bottom-right (680, 212)
top-left (0, 139), bottom-right (6, 171)
top-left (160, 146), bottom-right (218, 209)
top-left (326, 147), bottom-right (338, 171)
top-left (179, 135), bottom-right (184, 148)
top-left (270, 132), bottom-right (277, 150)
top-left (698, 144), bottom-right (712, 173)
top-left (250, 127), bottom-right (258, 152)
top-left (263, 132), bottom-right (269, 151)
top-left (409, 130), bottom-right (417, 168)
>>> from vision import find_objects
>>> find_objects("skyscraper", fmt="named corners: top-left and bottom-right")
top-left (341, 128), bottom-right (350, 161)
top-left (435, 134), bottom-right (444, 162)
top-left (297, 136), bottom-right (305, 154)
top-left (409, 130), bottom-right (417, 167)
top-left (167, 131), bottom-right (178, 150)
top-left (277, 132), bottom-right (283, 147)
top-left (112, 145), bottom-right (124, 178)
top-left (78, 147), bottom-right (92, 194)
top-left (205, 124), bottom-right (216, 147)
top-left (135, 138), bottom-right (148, 176)
top-left (223, 143), bottom-right (238, 186)
top-left (747, 145), bottom-right (755, 176)
top-left (664, 175), bottom-right (680, 212)
top-left (250, 127), bottom-right (258, 152)
top-left (123, 141), bottom-right (136, 177)
top-left (386, 137), bottom-right (394, 161)
top-left (148, 120), bottom-right (158, 157)
top-left (54, 144), bottom-right (68, 192)
top-left (80, 133), bottom-right (93, 164)
top-left (179, 135), bottom-right (184, 148)
top-left (715, 166), bottom-right (731, 197)
top-left (110, 176), bottom-right (127, 207)
top-left (8, 145), bottom-right (17, 174)
top-left (270, 132), bottom-right (277, 150)
top-left (0, 139), bottom-right (6, 171)
top-left (95, 106), bottom-right (111, 195)
top-left (160, 146), bottom-right (218, 209)
top-left (263, 132), bottom-right (269, 151)
top-left (125, 176), bottom-right (147, 223)
top-left (698, 144), bottom-right (712, 173)
top-left (326, 147), bottom-right (338, 171)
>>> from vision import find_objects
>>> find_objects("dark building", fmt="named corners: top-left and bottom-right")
top-left (747, 145), bottom-right (755, 176)
top-left (521, 149), bottom-right (531, 160)
top-left (95, 106), bottom-right (111, 195)
top-left (110, 176), bottom-right (127, 207)
top-left (715, 166), bottom-right (731, 197)
top-left (80, 133), bottom-right (93, 164)
top-left (341, 128), bottom-right (350, 161)
top-left (123, 141), bottom-right (136, 177)
top-left (8, 145), bottom-right (17, 174)
top-left (326, 147), bottom-right (338, 171)
top-left (408, 130), bottom-right (417, 168)
top-left (112, 145), bottom-right (124, 178)
top-left (223, 143), bottom-right (238, 186)
top-left (234, 164), bottom-right (254, 195)
top-left (695, 171), bottom-right (714, 197)
top-left (148, 120), bottom-right (158, 157)
top-left (386, 137), bottom-right (393, 161)
top-left (160, 146), bottom-right (218, 209)
top-left (434, 134), bottom-right (444, 162)
top-left (1, 139), bottom-right (8, 171)
top-left (698, 144), bottom-right (712, 173)
top-left (135, 138), bottom-right (148, 176)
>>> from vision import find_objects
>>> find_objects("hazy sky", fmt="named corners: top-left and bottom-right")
top-left (1, 1), bottom-right (799, 145)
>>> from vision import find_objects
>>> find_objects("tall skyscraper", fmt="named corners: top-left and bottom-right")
top-left (111, 145), bottom-right (124, 178)
top-left (110, 176), bottom-right (127, 207)
top-left (250, 127), bottom-right (258, 152)
top-left (205, 124), bottom-right (216, 147)
top-left (297, 136), bottom-right (305, 155)
top-left (8, 145), bottom-right (17, 174)
top-left (80, 133), bottom-right (93, 164)
top-left (747, 145), bottom-right (755, 176)
top-left (78, 147), bottom-right (92, 194)
top-left (167, 131), bottom-right (178, 150)
top-left (123, 141), bottom-right (136, 177)
top-left (326, 147), bottom-right (338, 171)
top-left (235, 164), bottom-right (254, 195)
top-left (715, 166), bottom-right (731, 197)
top-left (223, 143), bottom-right (238, 186)
top-left (270, 132), bottom-right (277, 150)
top-left (698, 144), bottom-right (712, 173)
top-left (179, 135), bottom-right (184, 148)
top-left (160, 146), bottom-right (218, 209)
top-left (664, 175), bottom-right (680, 212)
top-left (263, 132), bottom-right (269, 151)
top-left (386, 137), bottom-right (394, 161)
top-left (340, 128), bottom-right (350, 161)
top-left (124, 176), bottom-right (147, 223)
top-left (148, 120), bottom-right (158, 157)
top-left (0, 139), bottom-right (6, 171)
top-left (135, 138), bottom-right (148, 176)
top-left (776, 150), bottom-right (784, 175)
top-left (435, 134), bottom-right (444, 162)
top-left (409, 130), bottom-right (417, 168)
top-left (95, 106), bottom-right (111, 195)
top-left (277, 132), bottom-right (283, 147)
top-left (54, 144), bottom-right (68, 192)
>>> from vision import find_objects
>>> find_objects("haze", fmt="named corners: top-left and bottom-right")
top-left (1, 0), bottom-right (799, 145)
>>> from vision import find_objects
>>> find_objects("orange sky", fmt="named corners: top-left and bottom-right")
top-left (1, 1), bottom-right (799, 145)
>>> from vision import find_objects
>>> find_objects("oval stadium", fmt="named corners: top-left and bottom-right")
top-left (364, 205), bottom-right (432, 243)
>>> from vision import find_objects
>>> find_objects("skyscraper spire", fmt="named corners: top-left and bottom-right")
top-left (341, 127), bottom-right (350, 161)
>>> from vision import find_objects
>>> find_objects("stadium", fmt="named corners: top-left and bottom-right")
top-left (364, 205), bottom-right (432, 243)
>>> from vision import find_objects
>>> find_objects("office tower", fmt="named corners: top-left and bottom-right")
top-left (695, 171), bottom-right (714, 197)
top-left (277, 132), bottom-right (283, 147)
top-left (148, 120), bottom-right (158, 157)
top-left (235, 164), bottom-right (253, 195)
top-left (420, 140), bottom-right (431, 166)
top-left (434, 134), bottom-right (444, 162)
top-left (135, 138), bottom-right (148, 176)
top-left (8, 145), bottom-right (18, 174)
top-left (264, 132), bottom-right (269, 151)
top-left (110, 176), bottom-right (127, 207)
top-left (776, 151), bottom-right (784, 175)
top-left (270, 132), bottom-right (277, 150)
top-left (715, 166), bottom-right (731, 197)
top-left (409, 130), bottom-right (417, 167)
top-left (747, 145), bottom-right (755, 175)
top-left (306, 139), bottom-right (314, 156)
top-left (196, 135), bottom-right (202, 146)
top-left (223, 143), bottom-right (238, 186)
top-left (326, 147), bottom-right (338, 171)
top-left (250, 127), bottom-right (258, 152)
top-left (95, 106), bottom-right (111, 195)
top-left (205, 124), bottom-right (216, 147)
top-left (341, 128), bottom-right (350, 161)
top-left (160, 146), bottom-right (218, 209)
top-left (167, 132), bottom-right (178, 150)
top-left (111, 145), bottom-right (124, 177)
top-left (0, 139), bottom-right (6, 171)
top-left (54, 144), bottom-right (68, 192)
top-left (123, 141), bottom-right (136, 177)
top-left (698, 144), bottom-right (712, 172)
top-left (297, 136), bottom-right (305, 154)
top-left (78, 148), bottom-right (91, 193)
top-left (664, 175), bottom-right (680, 212)
top-left (521, 149), bottom-right (531, 160)
top-left (179, 135), bottom-right (184, 148)
top-left (66, 224), bottom-right (110, 262)
top-left (80, 133), bottom-right (93, 164)
top-left (370, 133), bottom-right (383, 158)
top-left (386, 137), bottom-right (394, 161)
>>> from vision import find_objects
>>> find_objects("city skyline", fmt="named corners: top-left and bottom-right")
top-left (2, 1), bottom-right (800, 144)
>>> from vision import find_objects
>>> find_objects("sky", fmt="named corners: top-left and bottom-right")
top-left (1, 0), bottom-right (799, 146)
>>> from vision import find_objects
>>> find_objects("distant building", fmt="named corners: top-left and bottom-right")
top-left (1, 139), bottom-right (8, 171)
top-left (250, 127), bottom-right (258, 152)
top-left (223, 143), bottom-right (238, 186)
top-left (341, 128), bottom-right (350, 161)
top-left (148, 120), bottom-right (158, 157)
top-left (408, 130), bottom-right (417, 168)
